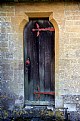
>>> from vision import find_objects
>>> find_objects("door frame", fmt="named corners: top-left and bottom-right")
top-left (20, 11), bottom-right (59, 107)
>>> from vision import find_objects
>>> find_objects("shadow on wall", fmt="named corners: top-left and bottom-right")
top-left (0, 81), bottom-right (16, 110)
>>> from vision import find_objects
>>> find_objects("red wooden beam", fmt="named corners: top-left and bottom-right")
top-left (34, 91), bottom-right (55, 95)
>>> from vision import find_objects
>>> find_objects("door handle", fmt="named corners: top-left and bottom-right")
top-left (25, 57), bottom-right (31, 73)
top-left (26, 57), bottom-right (30, 66)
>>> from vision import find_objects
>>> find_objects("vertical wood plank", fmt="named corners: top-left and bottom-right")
top-left (51, 32), bottom-right (55, 89)
top-left (32, 21), bottom-right (40, 101)
top-left (24, 22), bottom-right (28, 100)
top-left (50, 32), bottom-right (55, 101)
top-left (27, 21), bottom-right (34, 101)
top-left (44, 33), bottom-right (51, 101)
top-left (39, 22), bottom-right (45, 100)
top-left (24, 23), bottom-right (29, 101)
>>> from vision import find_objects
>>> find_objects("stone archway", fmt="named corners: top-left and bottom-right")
top-left (19, 12), bottom-right (59, 107)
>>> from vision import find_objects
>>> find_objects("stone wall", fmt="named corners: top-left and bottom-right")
top-left (0, 5), bottom-right (24, 110)
top-left (0, 1), bottom-right (80, 120)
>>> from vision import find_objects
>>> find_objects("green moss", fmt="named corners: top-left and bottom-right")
top-left (0, 108), bottom-right (69, 121)
top-left (55, 110), bottom-right (64, 121)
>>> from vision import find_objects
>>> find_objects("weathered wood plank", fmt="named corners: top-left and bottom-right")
top-left (39, 24), bottom-right (45, 101)
top-left (44, 33), bottom-right (51, 101)
top-left (27, 21), bottom-right (34, 101)
top-left (50, 32), bottom-right (55, 101)
top-left (24, 23), bottom-right (29, 101)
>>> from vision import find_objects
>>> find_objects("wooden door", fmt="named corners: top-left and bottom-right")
top-left (24, 18), bottom-right (55, 105)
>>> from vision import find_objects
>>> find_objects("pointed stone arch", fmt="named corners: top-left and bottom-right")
top-left (19, 12), bottom-right (59, 107)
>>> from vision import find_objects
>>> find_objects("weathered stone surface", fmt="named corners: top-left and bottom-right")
top-left (0, 107), bottom-right (66, 121)
top-left (0, 2), bottom-right (80, 121)
top-left (0, 33), bottom-right (8, 41)
top-left (63, 95), bottom-right (80, 103)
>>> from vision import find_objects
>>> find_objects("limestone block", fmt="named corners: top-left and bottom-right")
top-left (0, 12), bottom-right (6, 16)
top-left (0, 33), bottom-right (8, 41)
top-left (65, 3), bottom-right (79, 11)
top-left (64, 103), bottom-right (76, 111)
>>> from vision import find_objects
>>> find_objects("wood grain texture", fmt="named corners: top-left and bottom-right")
top-left (24, 19), bottom-right (55, 104)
